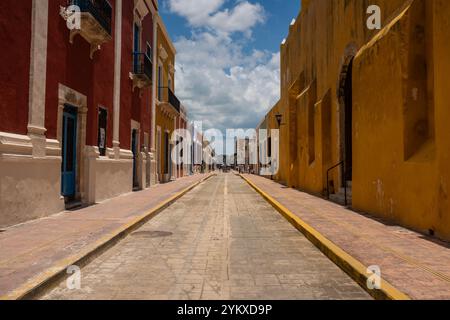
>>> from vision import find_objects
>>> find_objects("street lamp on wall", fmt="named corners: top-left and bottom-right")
top-left (275, 113), bottom-right (284, 128)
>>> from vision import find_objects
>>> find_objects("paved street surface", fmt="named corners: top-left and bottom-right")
top-left (0, 174), bottom-right (211, 298)
top-left (241, 174), bottom-right (450, 300)
top-left (42, 174), bottom-right (370, 300)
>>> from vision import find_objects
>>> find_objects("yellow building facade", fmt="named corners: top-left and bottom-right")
top-left (261, 0), bottom-right (450, 240)
top-left (155, 15), bottom-right (179, 183)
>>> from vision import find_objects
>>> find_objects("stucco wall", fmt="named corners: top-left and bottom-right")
top-left (156, 110), bottom-right (175, 181)
top-left (0, 0), bottom-right (32, 135)
top-left (0, 156), bottom-right (64, 228)
top-left (261, 0), bottom-right (450, 240)
top-left (353, 0), bottom-right (428, 231)
top-left (94, 158), bottom-right (133, 203)
top-left (275, 0), bottom-right (409, 191)
top-left (121, 0), bottom-right (154, 151)
top-left (155, 18), bottom-right (177, 183)
top-left (433, 0), bottom-right (450, 240)
top-left (45, 0), bottom-right (118, 149)
top-left (352, 0), bottom-right (450, 239)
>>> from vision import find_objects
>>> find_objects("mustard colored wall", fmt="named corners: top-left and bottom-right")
top-left (353, 0), bottom-right (450, 240)
top-left (155, 18), bottom-right (177, 182)
top-left (156, 112), bottom-right (175, 179)
top-left (156, 25), bottom-right (175, 92)
top-left (274, 0), bottom-right (408, 193)
top-left (260, 0), bottom-right (450, 240)
top-left (433, 0), bottom-right (450, 240)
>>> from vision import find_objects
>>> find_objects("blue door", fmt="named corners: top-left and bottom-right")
top-left (61, 105), bottom-right (78, 197)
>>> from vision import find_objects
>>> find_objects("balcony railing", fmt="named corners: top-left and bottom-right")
top-left (168, 88), bottom-right (181, 113)
top-left (157, 87), bottom-right (181, 114)
top-left (70, 0), bottom-right (112, 35)
top-left (133, 52), bottom-right (153, 81)
top-left (158, 87), bottom-right (180, 113)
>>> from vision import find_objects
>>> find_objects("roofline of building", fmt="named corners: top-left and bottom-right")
top-left (156, 14), bottom-right (177, 55)
top-left (256, 116), bottom-right (267, 130)
top-left (281, 5), bottom-right (303, 49)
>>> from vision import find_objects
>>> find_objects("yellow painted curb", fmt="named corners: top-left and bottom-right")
top-left (0, 174), bottom-right (215, 300)
top-left (239, 174), bottom-right (410, 301)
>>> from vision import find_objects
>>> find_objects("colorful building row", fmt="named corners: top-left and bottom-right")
top-left (257, 0), bottom-right (450, 241)
top-left (0, 0), bottom-right (188, 228)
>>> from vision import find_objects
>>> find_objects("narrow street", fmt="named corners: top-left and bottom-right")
top-left (41, 174), bottom-right (370, 300)
top-left (1, 0), bottom-right (449, 306)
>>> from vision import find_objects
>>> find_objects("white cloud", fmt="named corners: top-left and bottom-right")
top-left (167, 0), bottom-right (265, 34)
top-left (174, 32), bottom-right (280, 131)
top-left (207, 2), bottom-right (265, 34)
top-left (168, 0), bottom-right (225, 26)
top-left (165, 0), bottom-right (279, 135)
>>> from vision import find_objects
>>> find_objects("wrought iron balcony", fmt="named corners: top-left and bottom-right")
top-left (71, 0), bottom-right (112, 34)
top-left (130, 52), bottom-right (153, 90)
top-left (158, 87), bottom-right (180, 114)
top-left (168, 88), bottom-right (181, 113)
top-left (62, 0), bottom-right (113, 58)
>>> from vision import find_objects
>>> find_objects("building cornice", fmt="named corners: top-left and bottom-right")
top-left (156, 14), bottom-right (176, 55)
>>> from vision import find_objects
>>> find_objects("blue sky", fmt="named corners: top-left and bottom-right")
top-left (159, 0), bottom-right (301, 136)
top-left (160, 1), bottom-right (301, 55)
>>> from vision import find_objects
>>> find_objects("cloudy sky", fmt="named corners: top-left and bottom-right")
top-left (160, 0), bottom-right (300, 133)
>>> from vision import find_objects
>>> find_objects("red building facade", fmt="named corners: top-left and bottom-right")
top-left (0, 0), bottom-right (160, 227)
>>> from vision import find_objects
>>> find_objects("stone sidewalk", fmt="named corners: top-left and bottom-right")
top-left (241, 174), bottom-right (450, 300)
top-left (0, 173), bottom-right (212, 299)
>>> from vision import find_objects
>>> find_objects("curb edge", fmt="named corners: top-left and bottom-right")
top-left (0, 174), bottom-right (215, 300)
top-left (239, 174), bottom-right (410, 301)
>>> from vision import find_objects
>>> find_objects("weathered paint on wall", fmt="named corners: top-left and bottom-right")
top-left (261, 0), bottom-right (450, 240)
top-left (353, 0), bottom-right (450, 240)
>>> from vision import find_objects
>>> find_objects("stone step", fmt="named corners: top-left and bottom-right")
top-left (339, 187), bottom-right (352, 196)
top-left (65, 200), bottom-right (84, 211)
top-left (329, 185), bottom-right (352, 206)
top-left (329, 193), bottom-right (352, 206)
